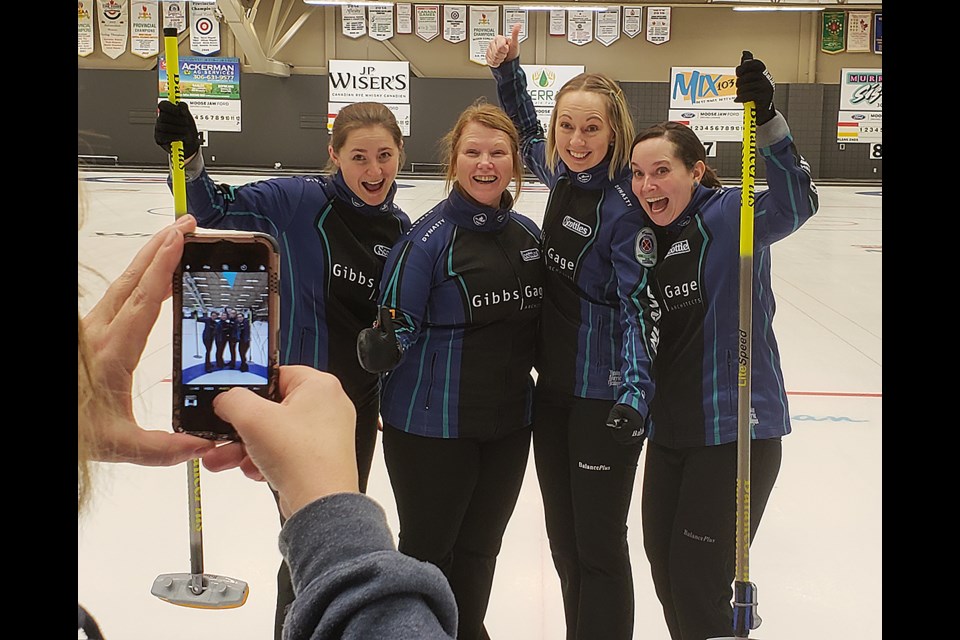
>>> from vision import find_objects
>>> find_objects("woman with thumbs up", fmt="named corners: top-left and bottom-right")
top-left (486, 22), bottom-right (657, 640)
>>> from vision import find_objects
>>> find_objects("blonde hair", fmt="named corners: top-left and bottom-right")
top-left (440, 99), bottom-right (524, 203)
top-left (545, 73), bottom-right (635, 181)
top-left (324, 102), bottom-right (405, 173)
top-left (78, 176), bottom-right (99, 514)
top-left (78, 311), bottom-right (99, 514)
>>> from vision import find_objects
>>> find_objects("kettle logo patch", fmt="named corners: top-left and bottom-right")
top-left (635, 228), bottom-right (657, 267)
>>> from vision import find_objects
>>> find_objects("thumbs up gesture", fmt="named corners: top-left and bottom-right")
top-left (486, 23), bottom-right (521, 68)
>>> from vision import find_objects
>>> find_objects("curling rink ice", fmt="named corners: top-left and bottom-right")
top-left (77, 170), bottom-right (882, 640)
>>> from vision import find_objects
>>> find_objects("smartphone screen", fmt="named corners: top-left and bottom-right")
top-left (173, 233), bottom-right (280, 440)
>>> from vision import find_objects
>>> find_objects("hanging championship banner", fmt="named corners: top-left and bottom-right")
top-left (396, 3), bottom-right (412, 34)
top-left (342, 4), bottom-right (366, 39)
top-left (190, 2), bottom-right (220, 55)
top-left (98, 0), bottom-right (128, 59)
top-left (622, 6), bottom-right (641, 39)
top-left (130, 0), bottom-right (159, 59)
top-left (444, 5), bottom-right (467, 44)
top-left (159, 55), bottom-right (242, 132)
top-left (503, 6), bottom-right (528, 43)
top-left (668, 65), bottom-right (741, 143)
top-left (469, 6), bottom-right (499, 65)
top-left (821, 10), bottom-right (845, 54)
top-left (549, 9), bottom-right (565, 36)
top-left (163, 1), bottom-right (186, 34)
top-left (567, 10), bottom-right (593, 46)
top-left (836, 68), bottom-right (882, 143)
top-left (522, 64), bottom-right (584, 131)
top-left (415, 4), bottom-right (440, 42)
top-left (596, 6), bottom-right (620, 47)
top-left (646, 7), bottom-right (670, 45)
top-left (873, 13), bottom-right (882, 54)
top-left (79, 0), bottom-right (95, 57)
top-left (368, 6), bottom-right (394, 41)
top-left (846, 11), bottom-right (871, 53)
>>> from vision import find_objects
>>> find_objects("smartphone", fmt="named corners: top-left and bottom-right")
top-left (172, 231), bottom-right (280, 440)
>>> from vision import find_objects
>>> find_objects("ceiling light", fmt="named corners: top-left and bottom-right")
top-left (517, 4), bottom-right (609, 10)
top-left (732, 6), bottom-right (826, 11)
top-left (303, 1), bottom-right (393, 6)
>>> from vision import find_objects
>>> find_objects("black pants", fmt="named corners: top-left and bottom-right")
top-left (641, 438), bottom-right (782, 640)
top-left (533, 388), bottom-right (644, 640)
top-left (239, 339), bottom-right (250, 367)
top-left (214, 338), bottom-right (226, 367)
top-left (272, 386), bottom-right (381, 640)
top-left (383, 423), bottom-right (532, 640)
top-left (202, 335), bottom-right (214, 367)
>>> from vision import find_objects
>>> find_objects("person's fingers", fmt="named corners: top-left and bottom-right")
top-left (486, 35), bottom-right (506, 66)
top-left (85, 227), bottom-right (172, 328)
top-left (103, 222), bottom-right (196, 369)
top-left (96, 428), bottom-right (214, 466)
top-left (201, 441), bottom-right (248, 472)
top-left (212, 386), bottom-right (274, 440)
top-left (275, 364), bottom-right (337, 401)
top-left (238, 455), bottom-right (266, 482)
top-left (510, 22), bottom-right (521, 46)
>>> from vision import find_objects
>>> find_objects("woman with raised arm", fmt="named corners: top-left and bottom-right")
top-left (154, 101), bottom-right (412, 639)
top-left (486, 24), bottom-right (657, 640)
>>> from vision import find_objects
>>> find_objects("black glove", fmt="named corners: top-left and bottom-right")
top-left (606, 404), bottom-right (646, 446)
top-left (357, 306), bottom-right (403, 373)
top-left (155, 100), bottom-right (201, 159)
top-left (735, 50), bottom-right (776, 126)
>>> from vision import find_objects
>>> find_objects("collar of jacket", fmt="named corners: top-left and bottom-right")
top-left (668, 182), bottom-right (717, 231)
top-left (559, 150), bottom-right (630, 191)
top-left (330, 171), bottom-right (399, 217)
top-left (443, 183), bottom-right (513, 233)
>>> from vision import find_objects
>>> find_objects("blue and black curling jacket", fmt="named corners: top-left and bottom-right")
top-left (641, 114), bottom-right (819, 448)
top-left (377, 185), bottom-right (544, 440)
top-left (491, 57), bottom-right (656, 418)
top-left (174, 154), bottom-right (411, 400)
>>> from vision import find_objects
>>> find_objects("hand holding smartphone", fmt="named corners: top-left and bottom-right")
top-left (173, 231), bottom-right (280, 440)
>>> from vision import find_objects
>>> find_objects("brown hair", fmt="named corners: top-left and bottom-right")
top-left (631, 121), bottom-right (722, 188)
top-left (546, 73), bottom-right (635, 181)
top-left (324, 102), bottom-right (405, 173)
top-left (441, 99), bottom-right (524, 203)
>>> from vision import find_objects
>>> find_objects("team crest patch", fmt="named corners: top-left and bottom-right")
top-left (635, 228), bottom-right (657, 267)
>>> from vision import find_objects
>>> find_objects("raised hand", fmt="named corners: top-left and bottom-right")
top-left (155, 100), bottom-right (201, 160)
top-left (735, 50), bottom-right (776, 126)
top-left (486, 23), bottom-right (522, 68)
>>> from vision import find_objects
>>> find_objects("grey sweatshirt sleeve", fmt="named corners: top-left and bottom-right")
top-left (278, 493), bottom-right (458, 640)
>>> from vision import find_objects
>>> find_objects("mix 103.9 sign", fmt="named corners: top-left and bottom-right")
top-left (837, 68), bottom-right (882, 144)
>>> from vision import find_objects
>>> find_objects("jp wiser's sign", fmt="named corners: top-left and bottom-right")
top-left (328, 60), bottom-right (410, 103)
